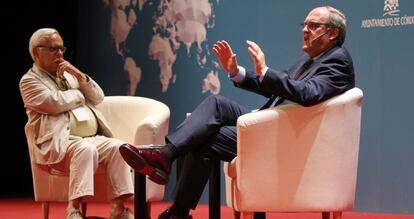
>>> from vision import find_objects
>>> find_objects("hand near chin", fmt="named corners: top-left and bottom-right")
top-left (57, 59), bottom-right (87, 82)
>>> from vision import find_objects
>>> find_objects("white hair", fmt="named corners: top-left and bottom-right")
top-left (324, 6), bottom-right (347, 45)
top-left (28, 28), bottom-right (59, 61)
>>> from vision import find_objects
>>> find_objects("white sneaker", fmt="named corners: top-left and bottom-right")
top-left (66, 209), bottom-right (83, 219)
top-left (109, 207), bottom-right (134, 219)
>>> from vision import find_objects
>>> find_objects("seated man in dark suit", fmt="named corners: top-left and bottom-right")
top-left (120, 5), bottom-right (355, 219)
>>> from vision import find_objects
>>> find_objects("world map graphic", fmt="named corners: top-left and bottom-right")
top-left (104, 0), bottom-right (221, 96)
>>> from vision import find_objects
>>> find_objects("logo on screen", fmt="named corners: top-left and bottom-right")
top-left (383, 0), bottom-right (400, 16)
top-left (361, 0), bottom-right (413, 28)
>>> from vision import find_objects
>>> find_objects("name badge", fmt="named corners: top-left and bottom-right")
top-left (71, 106), bottom-right (91, 122)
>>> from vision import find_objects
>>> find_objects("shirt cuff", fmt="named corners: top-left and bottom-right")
top-left (229, 66), bottom-right (246, 83)
top-left (259, 67), bottom-right (269, 82)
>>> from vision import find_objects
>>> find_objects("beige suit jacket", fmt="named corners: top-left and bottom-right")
top-left (20, 64), bottom-right (113, 165)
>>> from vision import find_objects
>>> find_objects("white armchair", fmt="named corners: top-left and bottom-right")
top-left (27, 96), bottom-right (170, 219)
top-left (224, 88), bottom-right (363, 219)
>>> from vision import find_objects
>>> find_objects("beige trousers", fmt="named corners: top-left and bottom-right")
top-left (52, 135), bottom-right (134, 201)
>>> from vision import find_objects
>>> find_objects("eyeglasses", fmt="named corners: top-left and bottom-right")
top-left (300, 22), bottom-right (332, 31)
top-left (36, 45), bottom-right (67, 53)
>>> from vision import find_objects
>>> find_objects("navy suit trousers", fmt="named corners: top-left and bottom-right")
top-left (166, 95), bottom-right (250, 209)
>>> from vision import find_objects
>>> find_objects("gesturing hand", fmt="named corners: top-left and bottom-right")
top-left (212, 40), bottom-right (238, 76)
top-left (246, 40), bottom-right (267, 76)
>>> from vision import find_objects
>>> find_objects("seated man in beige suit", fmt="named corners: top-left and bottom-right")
top-left (19, 28), bottom-right (134, 219)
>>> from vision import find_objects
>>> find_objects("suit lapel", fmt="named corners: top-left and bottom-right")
top-left (296, 60), bottom-right (315, 80)
top-left (260, 45), bottom-right (341, 110)
top-left (63, 72), bottom-right (79, 89)
top-left (293, 59), bottom-right (313, 80)
top-left (297, 45), bottom-right (340, 80)
top-left (31, 67), bottom-right (61, 91)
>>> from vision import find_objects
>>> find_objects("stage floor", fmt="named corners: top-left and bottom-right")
top-left (0, 199), bottom-right (413, 219)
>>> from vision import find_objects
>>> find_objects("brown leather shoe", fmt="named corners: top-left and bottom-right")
top-left (119, 143), bottom-right (171, 185)
top-left (158, 208), bottom-right (193, 219)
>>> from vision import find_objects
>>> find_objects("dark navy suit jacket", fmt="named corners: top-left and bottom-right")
top-left (235, 45), bottom-right (355, 108)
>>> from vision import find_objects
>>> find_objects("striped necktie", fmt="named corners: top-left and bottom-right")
top-left (56, 76), bottom-right (68, 90)
top-left (293, 58), bottom-right (313, 79)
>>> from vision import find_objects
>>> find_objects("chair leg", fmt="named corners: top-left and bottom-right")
top-left (253, 212), bottom-right (265, 219)
top-left (146, 202), bottom-right (151, 219)
top-left (242, 212), bottom-right (254, 219)
top-left (322, 211), bottom-right (330, 219)
top-left (233, 210), bottom-right (240, 219)
top-left (81, 202), bottom-right (87, 218)
top-left (333, 211), bottom-right (342, 219)
top-left (135, 172), bottom-right (148, 219)
top-left (42, 202), bottom-right (49, 219)
top-left (209, 159), bottom-right (221, 219)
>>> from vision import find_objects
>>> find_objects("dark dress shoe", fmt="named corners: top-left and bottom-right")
top-left (158, 208), bottom-right (193, 219)
top-left (119, 143), bottom-right (171, 185)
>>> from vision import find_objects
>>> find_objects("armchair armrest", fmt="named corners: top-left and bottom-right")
top-left (134, 105), bottom-right (170, 145)
top-left (97, 96), bottom-right (170, 145)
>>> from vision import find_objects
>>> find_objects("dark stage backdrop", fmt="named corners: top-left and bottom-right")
top-left (4, 1), bottom-right (78, 198)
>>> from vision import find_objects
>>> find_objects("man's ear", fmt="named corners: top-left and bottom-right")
top-left (329, 28), bottom-right (340, 41)
top-left (32, 47), bottom-right (40, 61)
top-left (32, 47), bottom-right (38, 58)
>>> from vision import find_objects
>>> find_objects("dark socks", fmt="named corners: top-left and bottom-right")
top-left (169, 202), bottom-right (190, 216)
top-left (161, 144), bottom-right (189, 216)
top-left (160, 143), bottom-right (178, 163)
